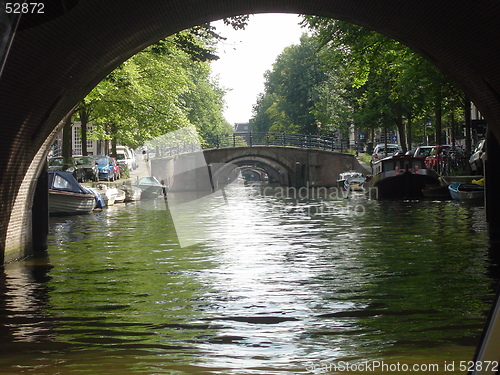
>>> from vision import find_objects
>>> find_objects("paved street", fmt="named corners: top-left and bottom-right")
top-left (129, 153), bottom-right (151, 182)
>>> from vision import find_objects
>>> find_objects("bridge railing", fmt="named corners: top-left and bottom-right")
top-left (202, 132), bottom-right (344, 152)
top-left (149, 132), bottom-right (348, 159)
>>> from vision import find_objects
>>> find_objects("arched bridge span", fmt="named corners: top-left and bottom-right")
top-left (150, 146), bottom-right (367, 192)
top-left (2, 0), bottom-right (500, 265)
top-left (2, 1), bottom-right (500, 364)
top-left (204, 146), bottom-right (365, 190)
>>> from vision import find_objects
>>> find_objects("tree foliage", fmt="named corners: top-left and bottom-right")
top-left (252, 16), bottom-right (467, 152)
top-left (76, 19), bottom-right (248, 152)
top-left (251, 34), bottom-right (325, 134)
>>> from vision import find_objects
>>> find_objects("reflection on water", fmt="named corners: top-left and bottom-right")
top-left (0, 185), bottom-right (496, 374)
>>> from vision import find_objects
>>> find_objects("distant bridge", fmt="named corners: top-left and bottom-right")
top-left (150, 133), bottom-right (367, 191)
top-left (149, 132), bottom-right (350, 155)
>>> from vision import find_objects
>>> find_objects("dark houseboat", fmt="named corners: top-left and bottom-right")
top-left (370, 155), bottom-right (441, 199)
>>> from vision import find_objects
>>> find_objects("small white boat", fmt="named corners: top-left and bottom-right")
top-left (134, 177), bottom-right (165, 199)
top-left (345, 175), bottom-right (366, 192)
top-left (93, 184), bottom-right (117, 206)
top-left (119, 185), bottom-right (142, 202)
top-left (114, 188), bottom-right (126, 203)
top-left (48, 171), bottom-right (96, 215)
top-left (337, 171), bottom-right (365, 191)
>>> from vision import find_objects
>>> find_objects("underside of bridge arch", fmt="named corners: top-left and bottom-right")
top-left (2, 1), bottom-right (500, 262)
top-left (211, 156), bottom-right (292, 189)
top-left (239, 166), bottom-right (271, 183)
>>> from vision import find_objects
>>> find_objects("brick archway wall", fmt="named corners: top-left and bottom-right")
top-left (2, 0), bottom-right (500, 261)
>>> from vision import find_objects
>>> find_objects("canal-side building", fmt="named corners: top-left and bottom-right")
top-left (234, 122), bottom-right (251, 136)
top-left (50, 122), bottom-right (111, 157)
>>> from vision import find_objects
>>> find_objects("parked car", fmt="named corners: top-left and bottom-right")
top-left (424, 145), bottom-right (466, 173)
top-left (116, 146), bottom-right (137, 170)
top-left (48, 156), bottom-right (86, 182)
top-left (469, 139), bottom-right (486, 175)
top-left (370, 143), bottom-right (402, 165)
top-left (412, 145), bottom-right (434, 159)
top-left (73, 155), bottom-right (99, 182)
top-left (92, 155), bottom-right (116, 181)
top-left (405, 148), bottom-right (417, 156)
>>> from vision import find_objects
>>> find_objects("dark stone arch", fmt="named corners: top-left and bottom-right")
top-left (210, 155), bottom-right (294, 188)
top-left (2, 0), bottom-right (500, 261)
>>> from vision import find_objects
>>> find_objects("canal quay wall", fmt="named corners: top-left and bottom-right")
top-left (80, 154), bottom-right (481, 192)
top-left (149, 148), bottom-right (368, 191)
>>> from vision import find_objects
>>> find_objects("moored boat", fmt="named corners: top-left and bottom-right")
top-left (92, 184), bottom-right (118, 206)
top-left (448, 182), bottom-right (484, 201)
top-left (337, 171), bottom-right (365, 191)
top-left (114, 188), bottom-right (126, 203)
top-left (48, 171), bottom-right (96, 215)
top-left (119, 185), bottom-right (142, 202)
top-left (134, 176), bottom-right (166, 199)
top-left (370, 155), bottom-right (441, 199)
top-left (345, 175), bottom-right (366, 192)
top-left (86, 188), bottom-right (106, 209)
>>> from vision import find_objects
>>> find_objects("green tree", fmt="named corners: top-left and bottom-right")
top-left (251, 34), bottom-right (325, 134)
top-left (181, 62), bottom-right (233, 141)
top-left (75, 18), bottom-right (249, 154)
top-left (89, 44), bottom-right (191, 149)
top-left (304, 16), bottom-right (465, 151)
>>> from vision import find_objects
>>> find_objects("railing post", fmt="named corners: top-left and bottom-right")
top-left (295, 161), bottom-right (301, 188)
top-left (249, 132), bottom-right (253, 147)
top-left (266, 132), bottom-right (269, 146)
top-left (283, 132), bottom-right (286, 146)
top-left (216, 134), bottom-right (220, 149)
top-left (233, 133), bottom-right (236, 148)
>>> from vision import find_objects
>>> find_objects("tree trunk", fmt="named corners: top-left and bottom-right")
top-left (80, 106), bottom-right (89, 156)
top-left (111, 138), bottom-right (117, 158)
top-left (110, 123), bottom-right (117, 158)
top-left (464, 96), bottom-right (472, 154)
top-left (435, 98), bottom-right (443, 145)
top-left (62, 115), bottom-right (73, 159)
top-left (406, 116), bottom-right (412, 149)
top-left (396, 119), bottom-right (406, 153)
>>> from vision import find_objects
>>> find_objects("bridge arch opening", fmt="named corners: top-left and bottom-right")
top-left (210, 154), bottom-right (294, 189)
top-left (3, 2), bottom-right (500, 262)
top-left (1, 2), bottom-right (500, 369)
top-left (239, 166), bottom-right (270, 184)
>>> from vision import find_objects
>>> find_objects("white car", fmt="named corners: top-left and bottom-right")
top-left (370, 143), bottom-right (402, 165)
top-left (469, 139), bottom-right (486, 175)
top-left (116, 146), bottom-right (137, 171)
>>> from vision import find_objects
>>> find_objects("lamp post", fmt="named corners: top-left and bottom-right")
top-left (316, 121), bottom-right (322, 137)
top-left (424, 120), bottom-right (432, 146)
top-left (448, 98), bottom-right (456, 148)
top-left (450, 110), bottom-right (455, 148)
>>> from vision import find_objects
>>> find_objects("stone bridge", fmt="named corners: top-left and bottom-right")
top-left (2, 0), bottom-right (500, 269)
top-left (2, 0), bottom-right (500, 362)
top-left (151, 146), bottom-right (367, 191)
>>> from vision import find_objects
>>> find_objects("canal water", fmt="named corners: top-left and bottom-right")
top-left (0, 185), bottom-right (497, 374)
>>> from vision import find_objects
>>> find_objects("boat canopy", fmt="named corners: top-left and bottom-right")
top-left (137, 177), bottom-right (162, 185)
top-left (48, 171), bottom-right (89, 194)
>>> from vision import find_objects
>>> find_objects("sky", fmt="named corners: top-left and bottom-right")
top-left (210, 14), bottom-right (306, 126)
